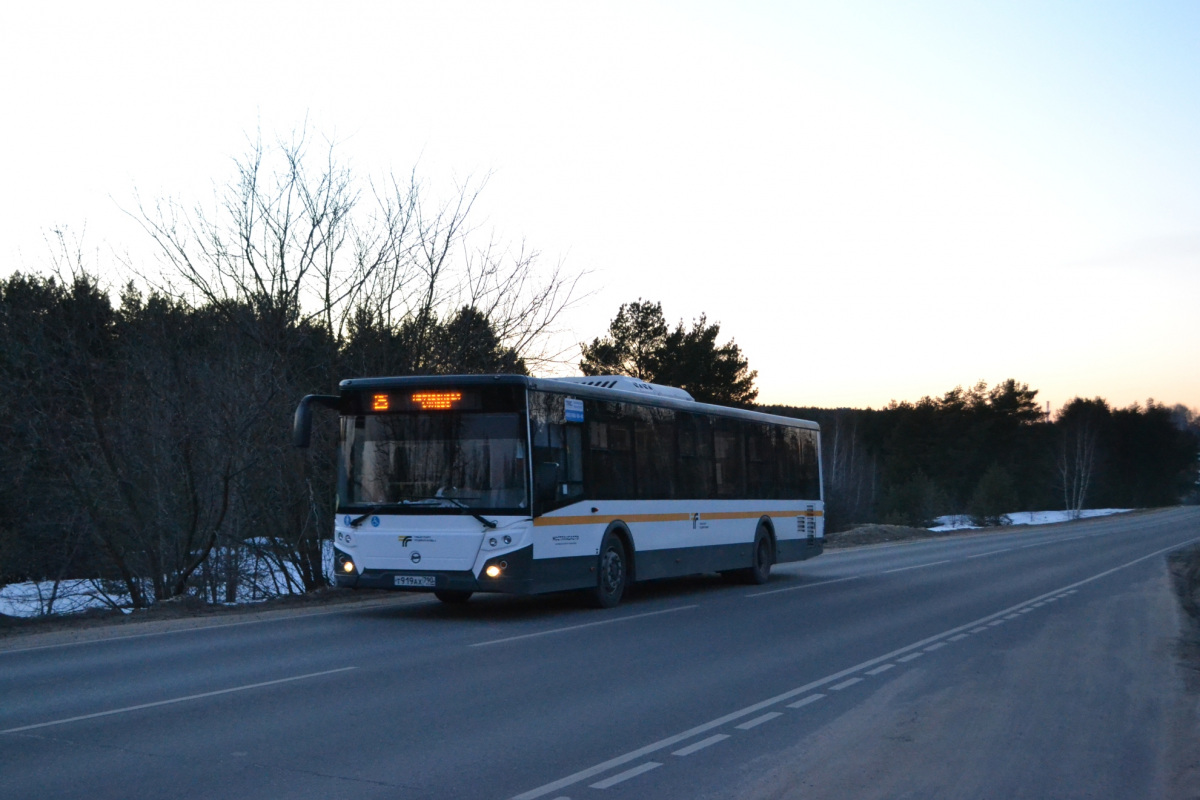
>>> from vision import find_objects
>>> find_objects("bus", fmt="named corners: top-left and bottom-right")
top-left (293, 374), bottom-right (823, 607)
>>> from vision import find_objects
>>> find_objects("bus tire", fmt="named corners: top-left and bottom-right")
top-left (435, 590), bottom-right (473, 604)
top-left (742, 525), bottom-right (774, 585)
top-left (588, 531), bottom-right (628, 609)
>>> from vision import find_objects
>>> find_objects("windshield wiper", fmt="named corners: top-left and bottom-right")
top-left (346, 504), bottom-right (396, 527)
top-left (438, 497), bottom-right (498, 529)
top-left (345, 498), bottom-right (498, 529)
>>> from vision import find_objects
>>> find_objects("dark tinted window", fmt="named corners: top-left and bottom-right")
top-left (676, 412), bottom-right (715, 498)
top-left (587, 401), bottom-right (635, 499)
top-left (634, 405), bottom-right (676, 499)
top-left (713, 418), bottom-right (745, 498)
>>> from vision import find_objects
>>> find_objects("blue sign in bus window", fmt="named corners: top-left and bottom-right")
top-left (564, 397), bottom-right (584, 423)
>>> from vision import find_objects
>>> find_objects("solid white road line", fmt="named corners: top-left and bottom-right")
top-left (736, 712), bottom-right (783, 730)
top-left (0, 667), bottom-right (357, 735)
top-left (924, 642), bottom-right (947, 651)
top-left (510, 534), bottom-right (1200, 800)
top-left (672, 734), bottom-right (730, 756)
top-left (0, 597), bottom-right (423, 655)
top-left (948, 634), bottom-right (970, 641)
top-left (787, 694), bottom-right (826, 708)
top-left (470, 606), bottom-right (697, 647)
top-left (897, 653), bottom-right (924, 663)
top-left (588, 762), bottom-right (661, 789)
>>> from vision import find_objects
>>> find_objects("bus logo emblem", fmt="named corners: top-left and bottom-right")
top-left (692, 513), bottom-right (700, 529)
top-left (411, 552), bottom-right (422, 564)
top-left (398, 536), bottom-right (412, 546)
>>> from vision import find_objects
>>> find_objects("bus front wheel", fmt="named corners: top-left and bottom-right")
top-left (588, 532), bottom-right (628, 608)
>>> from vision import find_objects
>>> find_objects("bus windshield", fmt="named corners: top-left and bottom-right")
top-left (339, 412), bottom-right (529, 514)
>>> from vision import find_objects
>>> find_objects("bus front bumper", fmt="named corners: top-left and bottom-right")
top-left (332, 544), bottom-right (535, 595)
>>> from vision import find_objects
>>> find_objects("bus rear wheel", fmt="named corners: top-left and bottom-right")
top-left (736, 526), bottom-right (774, 585)
top-left (435, 590), bottom-right (473, 604)
top-left (588, 532), bottom-right (628, 608)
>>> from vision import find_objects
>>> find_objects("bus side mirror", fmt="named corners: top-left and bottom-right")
top-left (293, 394), bottom-right (340, 448)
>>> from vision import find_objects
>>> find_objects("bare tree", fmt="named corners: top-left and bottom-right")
top-left (1056, 399), bottom-right (1106, 519)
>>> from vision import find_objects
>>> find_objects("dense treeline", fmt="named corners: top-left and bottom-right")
top-left (0, 133), bottom-right (576, 613)
top-left (765, 381), bottom-right (1200, 532)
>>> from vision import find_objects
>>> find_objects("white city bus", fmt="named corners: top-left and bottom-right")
top-left (293, 374), bottom-right (823, 607)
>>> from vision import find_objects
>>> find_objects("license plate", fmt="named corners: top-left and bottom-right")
top-left (394, 575), bottom-right (436, 588)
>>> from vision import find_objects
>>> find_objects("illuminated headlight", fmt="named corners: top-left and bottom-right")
top-left (342, 560), bottom-right (356, 573)
top-left (485, 564), bottom-right (502, 578)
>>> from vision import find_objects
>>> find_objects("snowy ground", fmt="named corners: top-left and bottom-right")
top-left (0, 542), bottom-right (334, 619)
top-left (929, 508), bottom-right (1132, 533)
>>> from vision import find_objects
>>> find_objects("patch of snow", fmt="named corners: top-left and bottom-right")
top-left (1, 540), bottom-right (336, 619)
top-left (929, 508), bottom-right (1132, 532)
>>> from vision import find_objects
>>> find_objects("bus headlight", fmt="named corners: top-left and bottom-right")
top-left (485, 564), bottom-right (502, 578)
top-left (342, 560), bottom-right (356, 573)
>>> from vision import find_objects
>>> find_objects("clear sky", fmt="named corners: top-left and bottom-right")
top-left (3, 1), bottom-right (1198, 412)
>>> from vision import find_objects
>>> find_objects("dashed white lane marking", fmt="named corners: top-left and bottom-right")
top-left (589, 762), bottom-right (661, 789)
top-left (924, 642), bottom-right (947, 651)
top-left (672, 734), bottom-right (729, 756)
top-left (1018, 608), bottom-right (1035, 614)
top-left (866, 664), bottom-right (896, 676)
top-left (967, 547), bottom-right (1016, 558)
top-left (1031, 602), bottom-right (1046, 607)
top-left (0, 667), bottom-right (357, 735)
top-left (897, 652), bottom-right (924, 663)
top-left (828, 678), bottom-right (863, 691)
top-left (949, 634), bottom-right (970, 641)
top-left (1004, 614), bottom-right (1021, 620)
top-left (989, 619), bottom-right (1006, 626)
top-left (970, 627), bottom-right (989, 634)
top-left (786, 694), bottom-right (826, 709)
top-left (510, 535), bottom-right (1200, 800)
top-left (881, 559), bottom-right (952, 575)
top-left (748, 575), bottom-right (862, 597)
top-left (470, 606), bottom-right (697, 647)
top-left (736, 712), bottom-right (783, 729)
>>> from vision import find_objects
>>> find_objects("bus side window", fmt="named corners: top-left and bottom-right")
top-left (529, 391), bottom-right (586, 512)
top-left (714, 418), bottom-right (745, 497)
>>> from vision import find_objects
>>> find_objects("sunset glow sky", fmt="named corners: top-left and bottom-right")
top-left (3, 1), bottom-right (1197, 412)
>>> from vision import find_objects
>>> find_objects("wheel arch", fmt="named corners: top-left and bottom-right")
top-left (604, 520), bottom-right (636, 584)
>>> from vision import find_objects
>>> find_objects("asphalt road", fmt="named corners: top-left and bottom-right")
top-left (3, 508), bottom-right (1199, 800)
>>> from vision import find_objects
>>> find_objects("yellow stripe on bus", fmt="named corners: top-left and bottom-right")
top-left (532, 509), bottom-right (824, 527)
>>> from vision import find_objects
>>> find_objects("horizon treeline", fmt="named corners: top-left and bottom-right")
top-left (765, 379), bottom-right (1200, 532)
top-left (2, 267), bottom-right (1197, 609)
